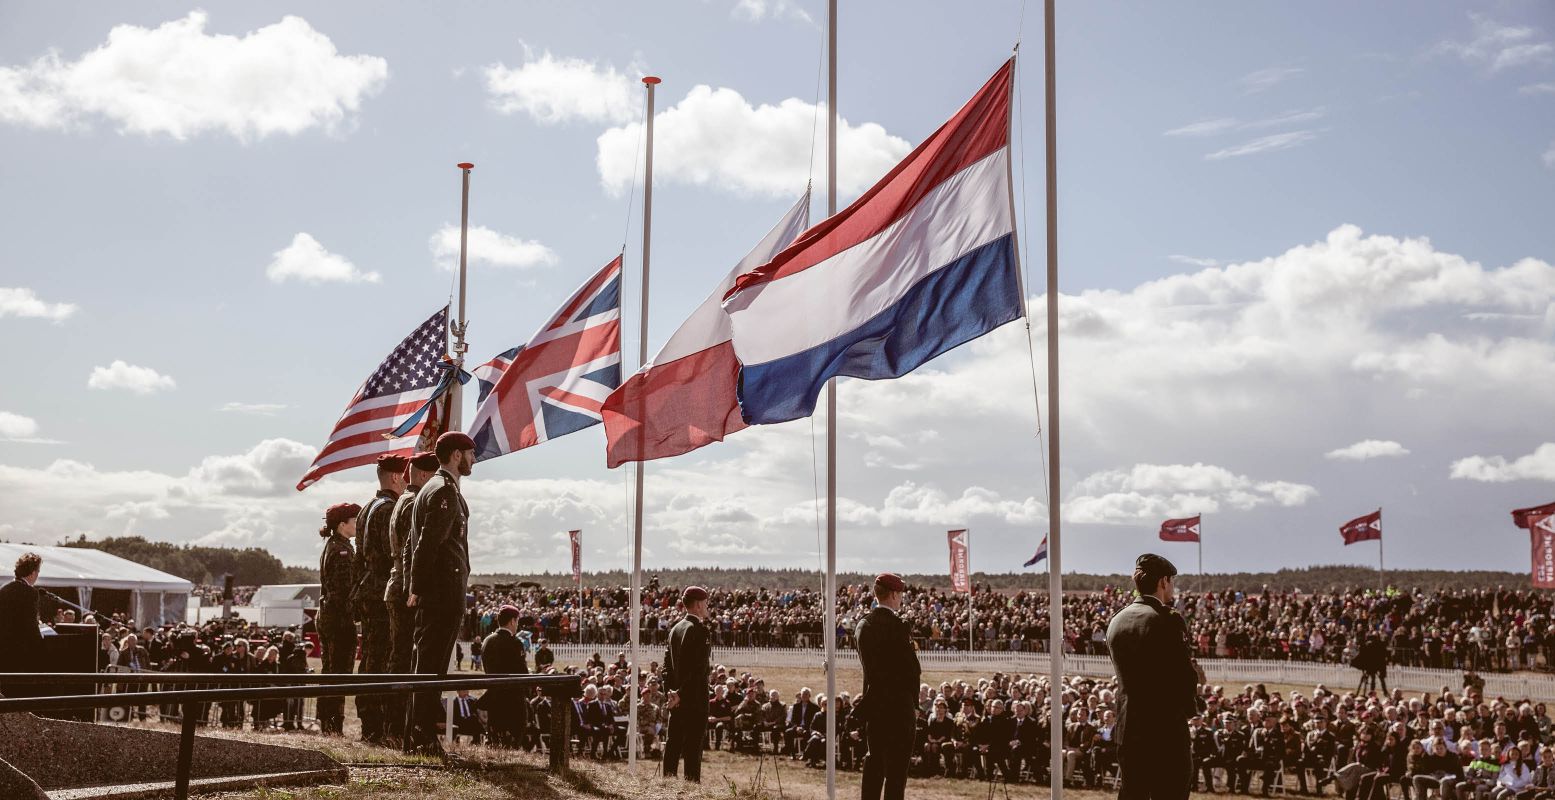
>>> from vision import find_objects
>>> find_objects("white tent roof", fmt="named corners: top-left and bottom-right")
top-left (0, 543), bottom-right (193, 593)
top-left (251, 584), bottom-right (320, 605)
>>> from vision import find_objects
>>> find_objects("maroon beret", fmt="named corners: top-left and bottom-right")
top-left (874, 572), bottom-right (905, 593)
top-left (682, 586), bottom-right (708, 604)
top-left (409, 451), bottom-right (440, 472)
top-left (324, 502), bottom-right (361, 529)
top-left (376, 454), bottom-right (408, 472)
top-left (437, 431), bottom-right (476, 451)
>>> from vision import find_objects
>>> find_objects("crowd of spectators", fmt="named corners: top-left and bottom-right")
top-left (192, 584), bottom-right (256, 607)
top-left (458, 581), bottom-right (1555, 674)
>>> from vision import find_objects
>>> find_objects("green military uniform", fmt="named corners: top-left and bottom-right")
top-left (383, 480), bottom-right (420, 742)
top-left (317, 528), bottom-right (357, 734)
top-left (352, 488), bottom-right (398, 742)
top-left (407, 465), bottom-right (469, 748)
top-left (1106, 553), bottom-right (1201, 800)
top-left (855, 578), bottom-right (920, 800)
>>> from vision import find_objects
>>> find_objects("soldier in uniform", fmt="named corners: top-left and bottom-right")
top-left (316, 502), bottom-right (361, 735)
top-left (406, 431), bottom-right (475, 754)
top-left (662, 586), bottom-right (712, 782)
top-left (479, 604), bottom-right (529, 747)
top-left (1106, 553), bottom-right (1206, 800)
top-left (385, 450), bottom-right (437, 746)
top-left (351, 453), bottom-right (405, 744)
top-left (856, 572), bottom-right (921, 800)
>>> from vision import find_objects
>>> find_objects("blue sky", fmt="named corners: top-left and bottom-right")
top-left (1, 1), bottom-right (1552, 577)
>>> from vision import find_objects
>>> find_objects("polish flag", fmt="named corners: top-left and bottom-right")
top-left (601, 191), bottom-right (810, 468)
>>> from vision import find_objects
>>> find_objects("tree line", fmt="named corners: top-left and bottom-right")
top-left (59, 535), bottom-right (317, 586)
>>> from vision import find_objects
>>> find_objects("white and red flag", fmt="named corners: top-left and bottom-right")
top-left (1513, 501), bottom-right (1555, 530)
top-left (1530, 513), bottom-right (1555, 589)
top-left (468, 256), bottom-right (622, 462)
top-left (1340, 509), bottom-right (1382, 545)
top-left (569, 530), bottom-right (582, 582)
top-left (948, 529), bottom-right (970, 592)
top-left (601, 191), bottom-right (810, 468)
top-left (1160, 515), bottom-right (1202, 543)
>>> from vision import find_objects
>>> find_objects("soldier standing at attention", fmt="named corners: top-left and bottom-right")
top-left (406, 431), bottom-right (475, 754)
top-left (316, 502), bottom-right (361, 735)
top-left (351, 453), bottom-right (406, 744)
top-left (856, 572), bottom-right (920, 800)
top-left (385, 450), bottom-right (437, 747)
top-left (1106, 553), bottom-right (1206, 800)
top-left (662, 586), bottom-right (712, 782)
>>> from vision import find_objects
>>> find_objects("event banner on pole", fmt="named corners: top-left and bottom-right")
top-left (948, 529), bottom-right (970, 592)
top-left (1531, 514), bottom-right (1555, 589)
top-left (1160, 515), bottom-right (1202, 543)
top-left (1341, 509), bottom-right (1382, 545)
top-left (569, 530), bottom-right (582, 582)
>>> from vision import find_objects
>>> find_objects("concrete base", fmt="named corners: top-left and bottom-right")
top-left (0, 710), bottom-right (345, 798)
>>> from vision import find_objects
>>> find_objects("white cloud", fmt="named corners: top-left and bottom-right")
top-left (597, 87), bottom-right (911, 198)
top-left (1163, 118), bottom-right (1239, 137)
top-left (1239, 66), bottom-right (1304, 93)
top-left (0, 287), bottom-right (77, 321)
top-left (429, 224), bottom-right (557, 271)
top-left (1544, 141), bottom-right (1555, 169)
top-left (1205, 129), bottom-right (1320, 160)
top-left (829, 482), bottom-right (1046, 528)
top-left (1450, 443), bottom-right (1555, 482)
top-left (87, 360), bottom-right (175, 394)
top-left (219, 402), bottom-right (288, 415)
top-left (0, 411), bottom-right (56, 445)
top-left (1168, 255), bottom-right (1220, 268)
top-left (1520, 82), bottom-right (1555, 95)
top-left (732, 0), bottom-right (814, 24)
top-left (1065, 463), bottom-right (1316, 524)
top-left (483, 48), bottom-right (637, 125)
top-left (0, 11), bottom-right (388, 140)
top-left (1437, 14), bottom-right (1553, 72)
top-left (265, 232), bottom-right (380, 284)
top-left (1325, 439), bottom-right (1411, 461)
top-left (187, 438), bottom-right (319, 496)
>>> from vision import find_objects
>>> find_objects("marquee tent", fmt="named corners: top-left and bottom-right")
top-left (0, 543), bottom-right (193, 626)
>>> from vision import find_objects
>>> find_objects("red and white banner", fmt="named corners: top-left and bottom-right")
top-left (1514, 501), bottom-right (1555, 530)
top-left (569, 530), bottom-right (582, 582)
top-left (1341, 509), bottom-right (1382, 545)
top-left (948, 529), bottom-right (970, 593)
top-left (1160, 515), bottom-right (1202, 543)
top-left (1531, 513), bottom-right (1555, 589)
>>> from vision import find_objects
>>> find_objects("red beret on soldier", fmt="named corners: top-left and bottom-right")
top-left (376, 453), bottom-right (408, 472)
top-left (682, 585), bottom-right (709, 604)
top-left (408, 450), bottom-right (439, 473)
top-left (874, 572), bottom-right (906, 593)
top-left (324, 502), bottom-right (360, 530)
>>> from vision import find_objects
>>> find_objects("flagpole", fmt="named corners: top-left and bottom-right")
top-left (822, 1), bottom-right (839, 797)
top-left (1198, 513), bottom-right (1204, 596)
top-left (449, 163), bottom-right (474, 430)
top-left (1377, 507), bottom-right (1384, 591)
top-left (627, 75), bottom-right (660, 774)
top-left (968, 529), bottom-right (975, 653)
top-left (1041, 1), bottom-right (1064, 797)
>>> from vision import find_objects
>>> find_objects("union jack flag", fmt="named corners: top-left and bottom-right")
top-left (297, 306), bottom-right (452, 490)
top-left (468, 256), bottom-right (622, 462)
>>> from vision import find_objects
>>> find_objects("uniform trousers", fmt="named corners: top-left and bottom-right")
top-left (315, 606), bottom-right (356, 734)
top-left (409, 602), bottom-right (463, 747)
top-left (355, 611), bottom-right (391, 740)
top-left (862, 707), bottom-right (915, 800)
top-left (662, 702), bottom-right (709, 782)
top-left (384, 598), bottom-right (414, 739)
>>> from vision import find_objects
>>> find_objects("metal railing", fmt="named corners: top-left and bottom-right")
top-left (0, 672), bottom-right (581, 800)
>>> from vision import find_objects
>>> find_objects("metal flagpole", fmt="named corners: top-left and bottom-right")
top-left (1198, 513), bottom-right (1204, 595)
top-left (968, 529), bottom-right (975, 653)
top-left (1042, 0), bottom-right (1064, 797)
top-left (627, 75), bottom-right (660, 773)
top-left (1377, 507), bottom-right (1384, 590)
top-left (449, 163), bottom-right (474, 430)
top-left (823, 2), bottom-right (839, 797)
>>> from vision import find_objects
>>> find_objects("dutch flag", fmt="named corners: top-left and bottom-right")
top-left (722, 59), bottom-right (1022, 425)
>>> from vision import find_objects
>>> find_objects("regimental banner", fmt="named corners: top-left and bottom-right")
top-left (948, 529), bottom-right (970, 593)
top-left (570, 530), bottom-right (582, 582)
top-left (1531, 513), bottom-right (1555, 589)
top-left (1341, 509), bottom-right (1383, 545)
top-left (1514, 501), bottom-right (1555, 530)
top-left (1160, 515), bottom-right (1202, 543)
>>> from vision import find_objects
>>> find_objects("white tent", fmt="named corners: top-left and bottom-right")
top-left (0, 543), bottom-right (193, 626)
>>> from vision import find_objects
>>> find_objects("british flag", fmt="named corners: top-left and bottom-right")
top-left (468, 256), bottom-right (622, 462)
top-left (297, 306), bottom-right (452, 490)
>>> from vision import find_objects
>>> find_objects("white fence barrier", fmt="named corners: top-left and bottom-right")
top-left (545, 644), bottom-right (1555, 700)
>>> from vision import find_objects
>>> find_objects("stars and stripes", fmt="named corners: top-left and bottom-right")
top-left (468, 256), bottom-right (623, 462)
top-left (297, 306), bottom-right (450, 491)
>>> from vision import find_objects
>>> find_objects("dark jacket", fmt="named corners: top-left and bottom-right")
top-left (1107, 594), bottom-right (1198, 794)
top-left (408, 469), bottom-right (469, 609)
top-left (0, 579), bottom-right (43, 672)
top-left (854, 605), bottom-right (921, 721)
top-left (352, 489), bottom-right (398, 617)
top-left (384, 484), bottom-right (420, 604)
top-left (318, 532), bottom-right (356, 623)
top-left (663, 615), bottom-right (711, 709)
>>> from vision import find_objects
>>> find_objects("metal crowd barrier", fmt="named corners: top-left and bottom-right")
top-left (0, 672), bottom-right (581, 800)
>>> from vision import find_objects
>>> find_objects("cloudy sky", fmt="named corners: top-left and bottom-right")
top-left (2, 2), bottom-right (1553, 578)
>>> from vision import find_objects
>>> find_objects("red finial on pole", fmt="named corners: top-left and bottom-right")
top-left (457, 162), bottom-right (474, 169)
top-left (641, 76), bottom-right (661, 85)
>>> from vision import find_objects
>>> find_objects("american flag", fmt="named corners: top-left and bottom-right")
top-left (296, 306), bottom-right (451, 490)
top-left (468, 256), bottom-right (621, 462)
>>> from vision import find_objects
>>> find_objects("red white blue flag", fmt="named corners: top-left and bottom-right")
top-left (468, 256), bottom-right (622, 462)
top-left (1023, 534), bottom-right (1048, 568)
top-left (722, 59), bottom-right (1021, 424)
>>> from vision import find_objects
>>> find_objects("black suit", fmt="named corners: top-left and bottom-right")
top-left (479, 627), bottom-right (527, 746)
top-left (662, 614), bottom-right (711, 781)
top-left (856, 605), bottom-right (921, 800)
top-left (1106, 595), bottom-right (1199, 799)
top-left (408, 468), bottom-right (469, 747)
top-left (0, 578), bottom-right (43, 697)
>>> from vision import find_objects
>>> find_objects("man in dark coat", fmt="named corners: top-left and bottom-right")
top-left (856, 572), bottom-right (922, 800)
top-left (662, 585), bottom-right (713, 782)
top-left (0, 552), bottom-right (46, 697)
top-left (1106, 553), bottom-right (1205, 799)
top-left (479, 605), bottom-right (529, 746)
top-left (384, 449), bottom-right (437, 745)
top-left (353, 453), bottom-right (405, 744)
top-left (407, 431), bottom-right (474, 754)
top-left (316, 502), bottom-right (361, 735)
